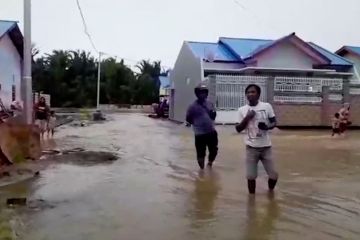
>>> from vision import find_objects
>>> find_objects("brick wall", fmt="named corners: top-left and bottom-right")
top-left (273, 102), bottom-right (355, 127)
top-left (350, 95), bottom-right (360, 126)
top-left (273, 104), bottom-right (322, 126)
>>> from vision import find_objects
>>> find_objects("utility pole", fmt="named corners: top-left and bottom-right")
top-left (23, 0), bottom-right (33, 124)
top-left (97, 52), bottom-right (102, 110)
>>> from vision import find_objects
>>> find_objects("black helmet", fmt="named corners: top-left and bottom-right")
top-left (194, 83), bottom-right (209, 96)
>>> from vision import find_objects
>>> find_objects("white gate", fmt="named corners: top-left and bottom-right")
top-left (215, 75), bottom-right (267, 110)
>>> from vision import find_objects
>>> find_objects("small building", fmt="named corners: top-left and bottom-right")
top-left (0, 20), bottom-right (23, 110)
top-left (336, 46), bottom-right (360, 85)
top-left (170, 33), bottom-right (360, 126)
top-left (159, 75), bottom-right (171, 98)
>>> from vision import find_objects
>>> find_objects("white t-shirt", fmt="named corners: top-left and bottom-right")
top-left (238, 101), bottom-right (275, 148)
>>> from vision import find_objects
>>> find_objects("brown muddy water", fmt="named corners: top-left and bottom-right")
top-left (1, 114), bottom-right (360, 240)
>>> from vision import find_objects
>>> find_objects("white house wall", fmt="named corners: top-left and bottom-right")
top-left (203, 62), bottom-right (245, 70)
top-left (255, 42), bottom-right (318, 69)
top-left (0, 34), bottom-right (21, 108)
top-left (216, 110), bottom-right (239, 124)
top-left (170, 42), bottom-right (203, 122)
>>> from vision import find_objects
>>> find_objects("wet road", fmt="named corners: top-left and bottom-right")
top-left (9, 114), bottom-right (360, 239)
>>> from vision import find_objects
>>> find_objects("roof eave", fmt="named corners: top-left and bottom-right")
top-left (249, 33), bottom-right (331, 65)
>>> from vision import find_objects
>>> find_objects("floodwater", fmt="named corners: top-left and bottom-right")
top-left (3, 114), bottom-right (360, 240)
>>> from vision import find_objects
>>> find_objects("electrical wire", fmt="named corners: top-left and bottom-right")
top-left (75, 0), bottom-right (99, 53)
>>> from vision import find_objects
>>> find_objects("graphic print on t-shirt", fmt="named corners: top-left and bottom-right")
top-left (247, 109), bottom-right (267, 139)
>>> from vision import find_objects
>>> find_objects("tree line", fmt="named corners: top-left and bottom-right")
top-left (32, 50), bottom-right (166, 107)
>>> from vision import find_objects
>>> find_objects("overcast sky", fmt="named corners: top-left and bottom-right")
top-left (1, 0), bottom-right (360, 68)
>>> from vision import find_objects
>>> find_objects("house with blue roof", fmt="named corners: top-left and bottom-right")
top-left (169, 32), bottom-right (358, 126)
top-left (0, 20), bottom-right (23, 109)
top-left (159, 75), bottom-right (171, 97)
top-left (336, 46), bottom-right (360, 84)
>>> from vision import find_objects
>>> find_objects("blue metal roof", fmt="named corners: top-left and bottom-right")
top-left (308, 42), bottom-right (353, 66)
top-left (0, 20), bottom-right (17, 38)
top-left (159, 76), bottom-right (170, 88)
top-left (187, 35), bottom-right (353, 67)
top-left (187, 41), bottom-right (239, 62)
top-left (219, 37), bottom-right (272, 59)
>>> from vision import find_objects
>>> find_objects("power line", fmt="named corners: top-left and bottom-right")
top-left (74, 1), bottom-right (171, 69)
top-left (231, 0), bottom-right (282, 33)
top-left (75, 0), bottom-right (98, 53)
top-left (233, 0), bottom-right (247, 10)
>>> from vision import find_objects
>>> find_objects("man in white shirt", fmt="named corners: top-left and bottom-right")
top-left (235, 84), bottom-right (278, 194)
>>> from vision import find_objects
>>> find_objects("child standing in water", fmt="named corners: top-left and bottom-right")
top-left (47, 111), bottom-right (57, 138)
top-left (332, 113), bottom-right (341, 137)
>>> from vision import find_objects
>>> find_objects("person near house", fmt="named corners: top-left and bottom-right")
top-left (331, 113), bottom-right (341, 137)
top-left (339, 103), bottom-right (351, 134)
top-left (235, 84), bottom-right (278, 194)
top-left (47, 110), bottom-right (57, 138)
top-left (10, 100), bottom-right (23, 116)
top-left (186, 83), bottom-right (218, 170)
top-left (34, 97), bottom-right (50, 138)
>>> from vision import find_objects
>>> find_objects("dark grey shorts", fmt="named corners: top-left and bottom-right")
top-left (246, 146), bottom-right (278, 180)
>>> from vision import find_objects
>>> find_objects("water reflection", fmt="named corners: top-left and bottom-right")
top-left (242, 194), bottom-right (280, 240)
top-left (190, 170), bottom-right (220, 228)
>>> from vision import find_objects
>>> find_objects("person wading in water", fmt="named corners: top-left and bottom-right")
top-left (186, 83), bottom-right (218, 170)
top-left (235, 84), bottom-right (278, 194)
top-left (339, 103), bottom-right (351, 135)
top-left (34, 97), bottom-right (50, 139)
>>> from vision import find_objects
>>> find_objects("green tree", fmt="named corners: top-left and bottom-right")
top-left (32, 50), bottom-right (165, 107)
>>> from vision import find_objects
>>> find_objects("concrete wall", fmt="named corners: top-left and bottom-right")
top-left (0, 34), bottom-right (22, 109)
top-left (255, 42), bottom-right (317, 69)
top-left (216, 110), bottom-right (238, 124)
top-left (170, 42), bottom-right (203, 122)
top-left (350, 95), bottom-right (360, 126)
top-left (216, 103), bottom-right (345, 127)
top-left (273, 104), bottom-right (320, 126)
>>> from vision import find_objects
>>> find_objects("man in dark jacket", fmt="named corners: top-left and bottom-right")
top-left (186, 83), bottom-right (218, 169)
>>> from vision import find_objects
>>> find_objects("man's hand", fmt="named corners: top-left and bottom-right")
top-left (258, 122), bottom-right (269, 130)
top-left (209, 110), bottom-right (216, 120)
top-left (245, 110), bottom-right (256, 120)
top-left (236, 110), bottom-right (256, 133)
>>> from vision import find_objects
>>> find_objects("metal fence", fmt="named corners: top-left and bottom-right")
top-left (273, 95), bottom-right (322, 103)
top-left (215, 75), bottom-right (267, 110)
top-left (213, 75), bottom-right (347, 109)
top-left (350, 87), bottom-right (360, 95)
top-left (274, 76), bottom-right (343, 92)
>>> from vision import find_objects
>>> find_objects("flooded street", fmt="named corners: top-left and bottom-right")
top-left (4, 114), bottom-right (360, 240)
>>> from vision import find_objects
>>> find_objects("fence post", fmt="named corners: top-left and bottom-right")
top-left (266, 76), bottom-right (275, 105)
top-left (343, 78), bottom-right (350, 103)
top-left (321, 86), bottom-right (330, 126)
top-left (208, 75), bottom-right (217, 107)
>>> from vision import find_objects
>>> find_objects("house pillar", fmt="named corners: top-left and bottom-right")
top-left (321, 86), bottom-right (330, 126)
top-left (208, 75), bottom-right (217, 107)
top-left (343, 78), bottom-right (350, 104)
top-left (266, 76), bottom-right (275, 105)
